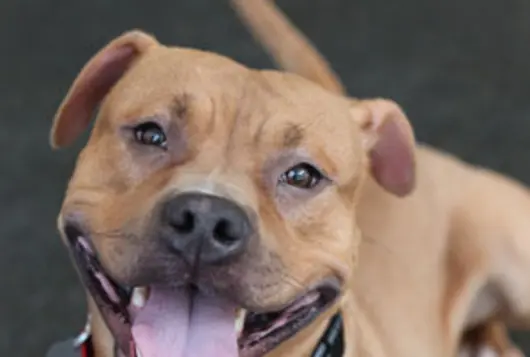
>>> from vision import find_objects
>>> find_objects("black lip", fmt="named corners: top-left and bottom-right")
top-left (65, 224), bottom-right (132, 308)
top-left (238, 280), bottom-right (341, 357)
top-left (64, 223), bottom-right (341, 357)
top-left (64, 224), bottom-right (135, 356)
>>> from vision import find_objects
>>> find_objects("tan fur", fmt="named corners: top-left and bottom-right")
top-left (229, 1), bottom-right (530, 356)
top-left (50, 2), bottom-right (530, 357)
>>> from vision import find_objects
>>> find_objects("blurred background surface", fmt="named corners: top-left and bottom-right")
top-left (1, 0), bottom-right (530, 355)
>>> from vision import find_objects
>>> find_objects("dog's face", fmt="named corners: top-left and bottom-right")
top-left (52, 32), bottom-right (415, 357)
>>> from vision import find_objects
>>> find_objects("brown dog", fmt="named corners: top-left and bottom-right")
top-left (230, 1), bottom-right (530, 356)
top-left (50, 1), bottom-right (530, 357)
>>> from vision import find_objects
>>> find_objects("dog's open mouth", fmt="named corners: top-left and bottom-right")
top-left (66, 230), bottom-right (340, 357)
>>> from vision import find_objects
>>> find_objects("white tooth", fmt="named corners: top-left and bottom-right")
top-left (235, 309), bottom-right (247, 335)
top-left (132, 287), bottom-right (149, 308)
top-left (136, 346), bottom-right (143, 357)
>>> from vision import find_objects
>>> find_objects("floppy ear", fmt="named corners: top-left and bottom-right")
top-left (353, 99), bottom-right (416, 197)
top-left (50, 30), bottom-right (159, 148)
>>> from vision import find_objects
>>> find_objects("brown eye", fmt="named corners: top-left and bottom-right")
top-left (280, 163), bottom-right (324, 189)
top-left (134, 122), bottom-right (167, 148)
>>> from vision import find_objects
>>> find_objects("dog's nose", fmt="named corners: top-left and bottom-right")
top-left (162, 192), bottom-right (253, 265)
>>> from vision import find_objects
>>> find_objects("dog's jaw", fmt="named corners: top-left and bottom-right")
top-left (66, 227), bottom-right (342, 357)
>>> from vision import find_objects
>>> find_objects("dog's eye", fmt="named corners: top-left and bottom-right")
top-left (280, 163), bottom-right (324, 189)
top-left (134, 122), bottom-right (167, 148)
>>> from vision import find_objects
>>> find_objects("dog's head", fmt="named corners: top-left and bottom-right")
top-left (51, 31), bottom-right (415, 357)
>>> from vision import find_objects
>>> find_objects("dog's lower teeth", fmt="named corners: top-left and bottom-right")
top-left (132, 287), bottom-right (149, 308)
top-left (235, 308), bottom-right (247, 335)
top-left (135, 346), bottom-right (143, 357)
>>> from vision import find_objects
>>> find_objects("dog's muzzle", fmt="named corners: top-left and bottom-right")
top-left (63, 192), bottom-right (340, 357)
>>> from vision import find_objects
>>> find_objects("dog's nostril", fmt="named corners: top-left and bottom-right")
top-left (171, 210), bottom-right (195, 234)
top-left (213, 219), bottom-right (239, 246)
top-left (163, 193), bottom-right (253, 264)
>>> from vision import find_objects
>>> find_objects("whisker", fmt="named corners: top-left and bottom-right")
top-left (279, 273), bottom-right (304, 290)
top-left (361, 234), bottom-right (394, 256)
top-left (90, 229), bottom-right (141, 244)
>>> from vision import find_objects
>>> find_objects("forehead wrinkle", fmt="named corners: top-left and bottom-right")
top-left (224, 78), bottom-right (274, 150)
top-left (205, 95), bottom-right (218, 138)
top-left (200, 87), bottom-right (256, 179)
top-left (223, 86), bottom-right (249, 158)
top-left (170, 93), bottom-right (191, 121)
top-left (282, 123), bottom-right (304, 148)
top-left (248, 73), bottom-right (301, 147)
top-left (252, 114), bottom-right (271, 146)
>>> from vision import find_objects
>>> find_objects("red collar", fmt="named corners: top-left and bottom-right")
top-left (80, 336), bottom-right (93, 357)
top-left (45, 332), bottom-right (93, 357)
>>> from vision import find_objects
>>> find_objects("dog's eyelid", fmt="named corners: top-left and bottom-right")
top-left (117, 119), bottom-right (171, 152)
top-left (265, 150), bottom-right (334, 189)
top-left (313, 164), bottom-right (332, 182)
top-left (303, 154), bottom-right (337, 182)
top-left (295, 160), bottom-right (333, 183)
top-left (322, 171), bottom-right (337, 185)
top-left (277, 162), bottom-right (333, 193)
top-left (120, 115), bottom-right (170, 131)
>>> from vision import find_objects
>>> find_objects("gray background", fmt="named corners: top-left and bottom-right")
top-left (1, 0), bottom-right (530, 356)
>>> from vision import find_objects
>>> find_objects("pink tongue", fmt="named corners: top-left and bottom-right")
top-left (131, 287), bottom-right (239, 357)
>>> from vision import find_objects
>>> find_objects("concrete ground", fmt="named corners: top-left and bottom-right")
top-left (1, 0), bottom-right (530, 355)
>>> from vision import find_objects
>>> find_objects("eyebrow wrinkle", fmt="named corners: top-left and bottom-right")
top-left (282, 123), bottom-right (304, 148)
top-left (252, 116), bottom-right (269, 146)
top-left (171, 94), bottom-right (190, 121)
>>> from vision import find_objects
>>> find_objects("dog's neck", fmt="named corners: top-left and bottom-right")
top-left (340, 290), bottom-right (387, 357)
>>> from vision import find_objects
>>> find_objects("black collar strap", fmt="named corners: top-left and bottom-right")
top-left (47, 313), bottom-right (344, 357)
top-left (311, 313), bottom-right (344, 357)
